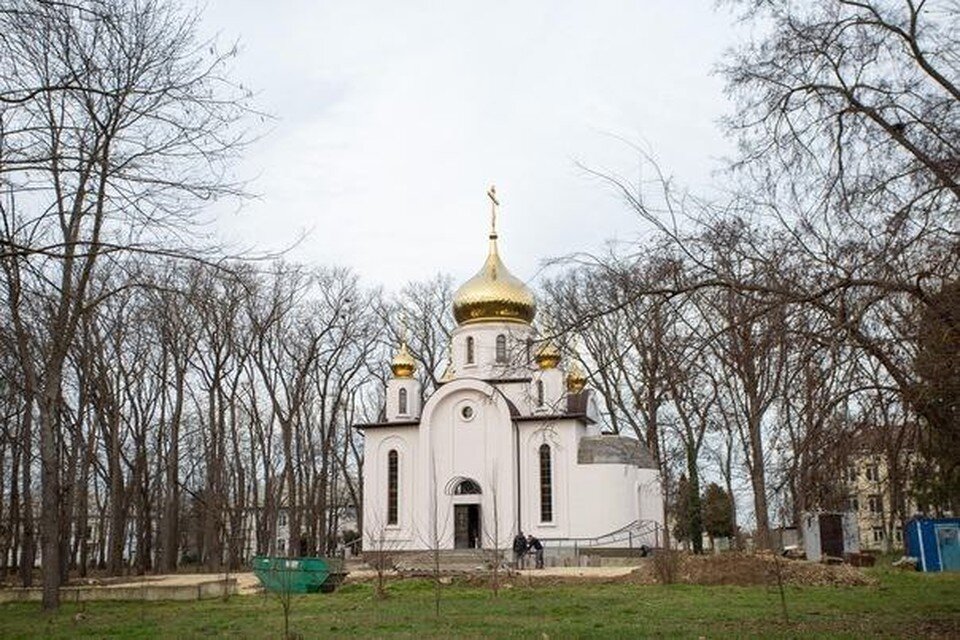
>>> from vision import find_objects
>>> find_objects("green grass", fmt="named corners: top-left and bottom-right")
top-left (1, 569), bottom-right (958, 639)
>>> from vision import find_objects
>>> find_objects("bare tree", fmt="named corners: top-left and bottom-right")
top-left (0, 0), bottom-right (253, 608)
top-left (381, 276), bottom-right (456, 395)
top-left (720, 0), bottom-right (960, 502)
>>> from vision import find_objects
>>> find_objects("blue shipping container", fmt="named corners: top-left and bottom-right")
top-left (906, 517), bottom-right (960, 572)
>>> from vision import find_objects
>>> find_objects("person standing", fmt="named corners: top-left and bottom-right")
top-left (527, 534), bottom-right (544, 569)
top-left (512, 531), bottom-right (528, 569)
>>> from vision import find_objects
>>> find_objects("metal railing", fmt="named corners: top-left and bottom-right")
top-left (539, 519), bottom-right (663, 558)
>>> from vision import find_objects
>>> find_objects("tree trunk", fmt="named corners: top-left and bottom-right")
top-left (686, 445), bottom-right (704, 554)
top-left (38, 380), bottom-right (63, 610)
top-left (159, 368), bottom-right (185, 573)
top-left (748, 414), bottom-right (770, 549)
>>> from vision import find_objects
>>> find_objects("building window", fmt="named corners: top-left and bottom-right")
top-left (454, 479), bottom-right (481, 495)
top-left (845, 466), bottom-right (858, 483)
top-left (278, 538), bottom-right (286, 553)
top-left (868, 494), bottom-right (883, 514)
top-left (865, 464), bottom-right (879, 482)
top-left (398, 388), bottom-right (408, 415)
top-left (539, 444), bottom-right (553, 523)
top-left (872, 527), bottom-right (885, 543)
top-left (278, 512), bottom-right (287, 527)
top-left (496, 334), bottom-right (507, 363)
top-left (894, 527), bottom-right (903, 543)
top-left (525, 338), bottom-right (533, 363)
top-left (387, 450), bottom-right (399, 525)
top-left (466, 336), bottom-right (475, 364)
top-left (536, 379), bottom-right (544, 407)
top-left (893, 496), bottom-right (906, 516)
top-left (846, 495), bottom-right (859, 512)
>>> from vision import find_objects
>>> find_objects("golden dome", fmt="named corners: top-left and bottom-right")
top-left (390, 342), bottom-right (416, 378)
top-left (566, 360), bottom-right (587, 393)
top-left (453, 235), bottom-right (536, 326)
top-left (535, 341), bottom-right (561, 369)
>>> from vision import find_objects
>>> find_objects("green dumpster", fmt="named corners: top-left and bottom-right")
top-left (252, 556), bottom-right (347, 594)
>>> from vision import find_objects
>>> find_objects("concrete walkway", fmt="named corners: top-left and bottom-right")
top-left (111, 565), bottom-right (636, 597)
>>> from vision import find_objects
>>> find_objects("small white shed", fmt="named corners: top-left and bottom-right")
top-left (802, 511), bottom-right (860, 562)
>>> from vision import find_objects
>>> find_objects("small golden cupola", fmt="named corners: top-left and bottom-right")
top-left (390, 342), bottom-right (416, 378)
top-left (566, 360), bottom-right (587, 393)
top-left (535, 341), bottom-right (561, 369)
top-left (452, 186), bottom-right (537, 326)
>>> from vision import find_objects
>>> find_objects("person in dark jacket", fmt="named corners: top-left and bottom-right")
top-left (512, 532), bottom-right (528, 569)
top-left (527, 534), bottom-right (544, 569)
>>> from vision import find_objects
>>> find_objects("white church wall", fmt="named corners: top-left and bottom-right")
top-left (363, 428), bottom-right (419, 550)
top-left (567, 463), bottom-right (640, 539)
top-left (494, 379), bottom-right (535, 416)
top-left (521, 421), bottom-right (570, 540)
top-left (637, 470), bottom-right (665, 535)
top-left (536, 368), bottom-right (566, 414)
top-left (450, 321), bottom-right (535, 381)
top-left (385, 377), bottom-right (421, 421)
top-left (417, 378), bottom-right (519, 550)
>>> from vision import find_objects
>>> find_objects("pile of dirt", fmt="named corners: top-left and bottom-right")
top-left (630, 552), bottom-right (876, 587)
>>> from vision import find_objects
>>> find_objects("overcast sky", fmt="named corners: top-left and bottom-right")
top-left (202, 1), bottom-right (742, 291)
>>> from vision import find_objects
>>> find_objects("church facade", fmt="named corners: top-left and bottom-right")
top-left (358, 193), bottom-right (662, 552)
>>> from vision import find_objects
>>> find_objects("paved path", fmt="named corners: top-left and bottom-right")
top-left (142, 565), bottom-right (636, 595)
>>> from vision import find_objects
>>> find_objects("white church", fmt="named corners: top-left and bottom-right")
top-left (359, 190), bottom-right (663, 553)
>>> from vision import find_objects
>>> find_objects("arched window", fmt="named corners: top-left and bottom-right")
top-left (536, 380), bottom-right (544, 407)
top-left (539, 444), bottom-right (553, 523)
top-left (387, 450), bottom-right (399, 525)
top-left (495, 334), bottom-right (507, 363)
top-left (466, 336), bottom-right (475, 364)
top-left (398, 388), bottom-right (408, 415)
top-left (454, 479), bottom-right (482, 495)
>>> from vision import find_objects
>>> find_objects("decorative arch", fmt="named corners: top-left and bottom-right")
top-left (443, 475), bottom-right (482, 496)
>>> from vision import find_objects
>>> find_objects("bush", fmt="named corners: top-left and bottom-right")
top-left (653, 549), bottom-right (680, 584)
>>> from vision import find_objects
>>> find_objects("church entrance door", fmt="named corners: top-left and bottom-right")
top-left (454, 504), bottom-right (481, 549)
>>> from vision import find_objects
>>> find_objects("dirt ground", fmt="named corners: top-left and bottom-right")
top-left (104, 566), bottom-right (638, 594)
top-left (79, 554), bottom-right (873, 595)
top-left (516, 566), bottom-right (635, 579)
top-left (626, 552), bottom-right (876, 587)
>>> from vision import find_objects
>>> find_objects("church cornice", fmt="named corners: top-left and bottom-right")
top-left (353, 420), bottom-right (420, 430)
top-left (515, 413), bottom-right (595, 425)
top-left (436, 376), bottom-right (533, 387)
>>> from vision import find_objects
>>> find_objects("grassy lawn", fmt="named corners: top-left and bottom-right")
top-left (1, 568), bottom-right (958, 639)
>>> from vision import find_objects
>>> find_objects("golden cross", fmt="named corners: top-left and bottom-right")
top-left (487, 185), bottom-right (499, 238)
